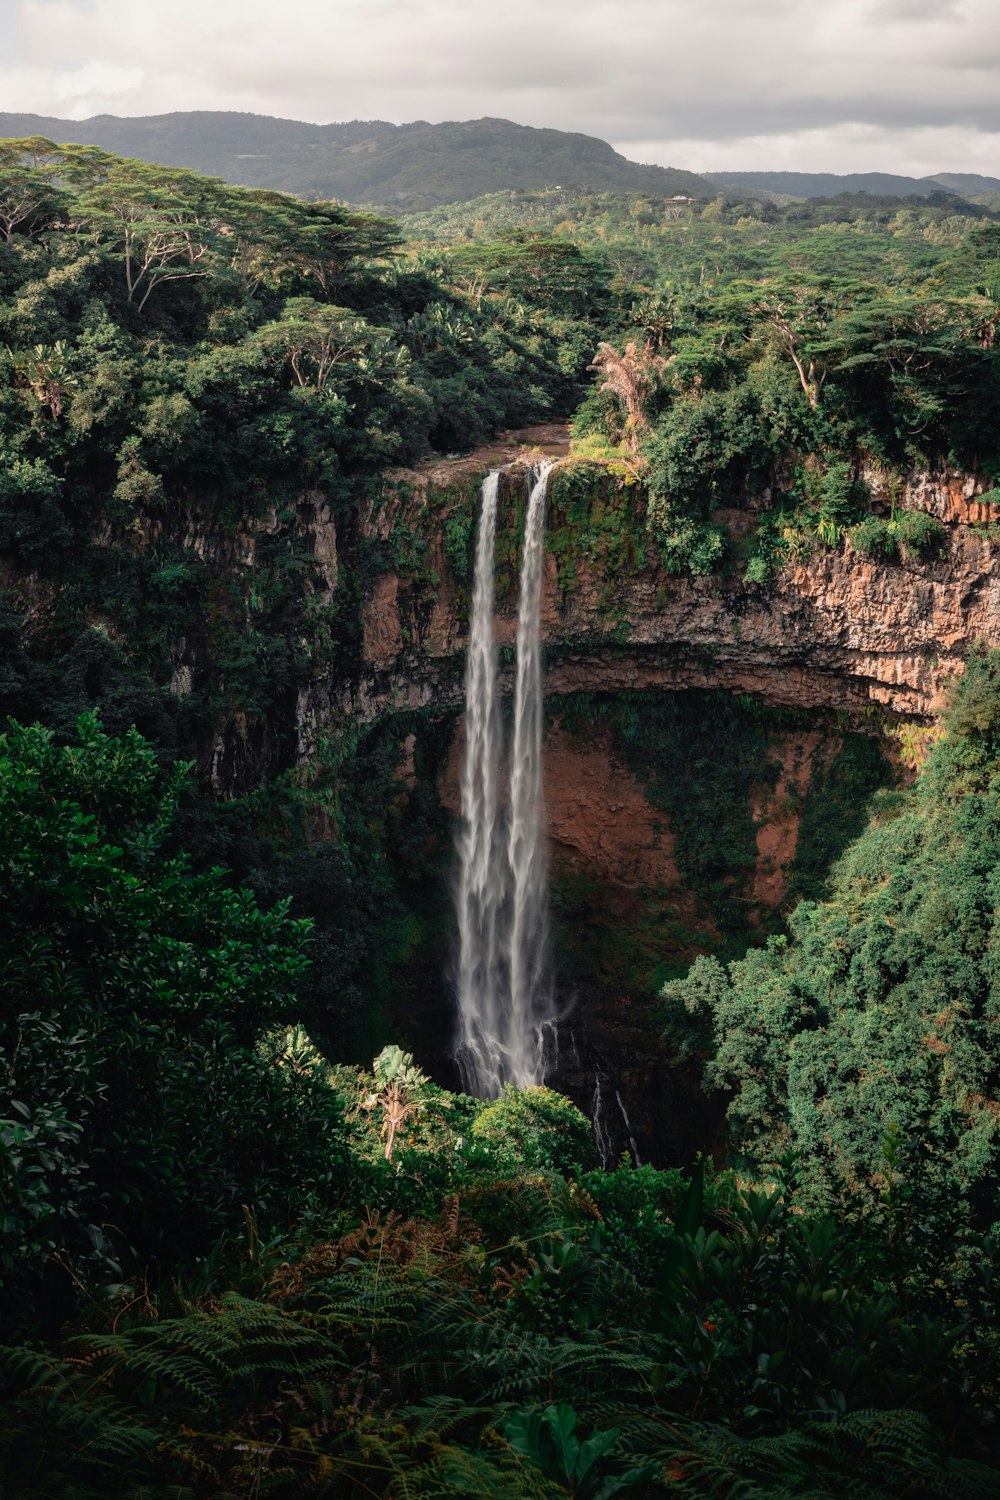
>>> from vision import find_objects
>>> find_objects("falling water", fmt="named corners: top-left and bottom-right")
top-left (455, 462), bottom-right (556, 1096)
top-left (505, 461), bottom-right (555, 1085)
top-left (592, 1073), bottom-right (643, 1168)
top-left (455, 471), bottom-right (504, 1097)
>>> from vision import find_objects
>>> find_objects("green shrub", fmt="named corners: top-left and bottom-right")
top-left (471, 1085), bottom-right (598, 1173)
top-left (851, 509), bottom-right (946, 559)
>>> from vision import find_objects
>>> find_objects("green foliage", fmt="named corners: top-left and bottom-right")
top-left (788, 732), bottom-right (893, 903)
top-left (414, 188), bottom-right (1000, 570)
top-left (352, 1045), bottom-right (458, 1166)
top-left (543, 460), bottom-right (648, 603)
top-left (472, 1086), bottom-right (598, 1174)
top-left (0, 142), bottom-right (999, 1497)
top-left (0, 140), bottom-right (599, 783)
top-left (0, 714), bottom-right (344, 1323)
top-left (441, 487), bottom-right (476, 582)
top-left (851, 508), bottom-right (947, 559)
top-left (662, 649), bottom-right (1000, 1208)
top-left (505, 1403), bottom-right (654, 1497)
top-left (2, 1157), bottom-right (997, 1496)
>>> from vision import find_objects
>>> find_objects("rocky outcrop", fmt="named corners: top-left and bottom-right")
top-left (336, 461), bottom-right (1000, 755)
top-left (866, 466), bottom-right (1000, 527)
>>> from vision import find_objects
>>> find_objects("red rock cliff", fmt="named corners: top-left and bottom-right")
top-left (340, 456), bottom-right (1000, 741)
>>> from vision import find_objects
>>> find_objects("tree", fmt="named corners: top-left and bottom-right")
top-left (5, 341), bottom-right (77, 418)
top-left (0, 136), bottom-right (67, 241)
top-left (588, 339), bottom-right (668, 454)
top-left (0, 714), bottom-right (339, 1320)
top-left (286, 200), bottom-right (402, 299)
top-left (750, 280), bottom-right (854, 408)
top-left (215, 185), bottom-right (307, 295)
top-left (69, 152), bottom-right (224, 310)
top-left (441, 233), bottom-right (611, 319)
top-left (254, 297), bottom-right (384, 390)
top-left (364, 1045), bottom-right (438, 1162)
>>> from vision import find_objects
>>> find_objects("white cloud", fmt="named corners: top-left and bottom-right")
top-left (1, 0), bottom-right (997, 174)
top-left (620, 123), bottom-right (1000, 180)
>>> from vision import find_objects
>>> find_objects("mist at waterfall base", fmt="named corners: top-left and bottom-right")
top-left (455, 463), bottom-right (557, 1098)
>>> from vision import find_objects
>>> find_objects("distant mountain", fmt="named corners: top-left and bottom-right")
top-left (0, 110), bottom-right (713, 212)
top-left (706, 169), bottom-right (1000, 200)
top-left (929, 172), bottom-right (1000, 197)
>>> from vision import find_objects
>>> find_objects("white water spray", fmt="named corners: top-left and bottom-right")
top-left (455, 462), bottom-right (556, 1096)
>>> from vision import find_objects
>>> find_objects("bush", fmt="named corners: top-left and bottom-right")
top-left (851, 509), bottom-right (946, 559)
top-left (471, 1085), bottom-right (598, 1173)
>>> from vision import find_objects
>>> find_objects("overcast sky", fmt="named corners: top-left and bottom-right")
top-left (1, 0), bottom-right (998, 176)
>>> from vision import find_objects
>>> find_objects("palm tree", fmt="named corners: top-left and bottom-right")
top-left (588, 340), bottom-right (666, 455)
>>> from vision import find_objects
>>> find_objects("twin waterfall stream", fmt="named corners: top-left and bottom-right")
top-left (455, 463), bottom-right (557, 1097)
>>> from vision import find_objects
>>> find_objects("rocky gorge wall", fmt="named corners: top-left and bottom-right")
top-left (296, 443), bottom-right (1000, 955)
top-left (152, 427), bottom-right (1000, 796)
top-left (348, 455), bottom-right (1000, 731)
top-left (143, 430), bottom-right (1000, 969)
top-left (101, 430), bottom-right (1000, 1160)
top-left (250, 438), bottom-right (997, 1160)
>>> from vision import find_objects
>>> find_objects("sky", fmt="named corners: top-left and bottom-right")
top-left (1, 0), bottom-right (998, 177)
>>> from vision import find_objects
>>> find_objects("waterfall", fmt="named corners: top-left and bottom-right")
top-left (455, 461), bottom-right (556, 1097)
top-left (592, 1074), bottom-right (642, 1168)
top-left (455, 471), bottom-right (504, 1098)
top-left (505, 462), bottom-right (554, 1085)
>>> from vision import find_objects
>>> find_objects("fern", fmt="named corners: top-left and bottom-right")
top-left (658, 1411), bottom-right (1000, 1499)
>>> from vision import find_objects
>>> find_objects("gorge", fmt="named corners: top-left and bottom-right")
top-left (4, 140), bottom-right (1000, 1491)
top-left (256, 432), bottom-right (1000, 1161)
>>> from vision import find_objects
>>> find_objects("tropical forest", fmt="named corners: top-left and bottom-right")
top-left (2, 125), bottom-right (1000, 1498)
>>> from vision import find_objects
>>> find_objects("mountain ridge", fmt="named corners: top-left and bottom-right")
top-left (706, 168), bottom-right (1000, 200)
top-left (0, 110), bottom-right (713, 211)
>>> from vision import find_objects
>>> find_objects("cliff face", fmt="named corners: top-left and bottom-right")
top-left (157, 438), bottom-right (1000, 792)
top-left (136, 441), bottom-right (1000, 1159)
top-left (335, 450), bottom-right (999, 1160)
top-left (344, 461), bottom-right (1000, 738)
top-left (318, 450), bottom-right (994, 985)
top-left (135, 440), bottom-right (1000, 965)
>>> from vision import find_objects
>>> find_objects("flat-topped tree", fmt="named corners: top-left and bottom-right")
top-left (215, 185), bottom-right (315, 296)
top-left (0, 136), bottom-right (69, 240)
top-left (254, 296), bottom-right (402, 391)
top-left (59, 150), bottom-right (227, 311)
top-left (748, 279), bottom-right (858, 409)
top-left (287, 200), bottom-right (402, 300)
top-left (439, 233), bottom-right (612, 319)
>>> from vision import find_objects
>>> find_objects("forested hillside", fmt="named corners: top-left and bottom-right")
top-left (0, 112), bottom-right (713, 209)
top-left (706, 168), bottom-right (1000, 201)
top-left (2, 135), bottom-right (1000, 1495)
top-left (407, 183), bottom-right (1000, 573)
